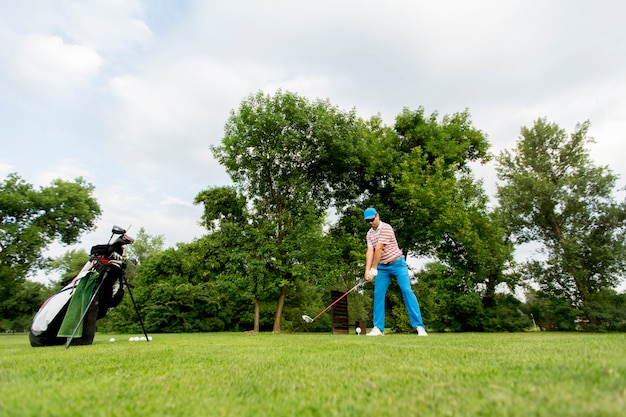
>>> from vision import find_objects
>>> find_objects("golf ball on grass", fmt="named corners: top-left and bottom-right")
top-left (356, 327), bottom-right (361, 335)
top-left (109, 337), bottom-right (116, 343)
top-left (127, 335), bottom-right (153, 342)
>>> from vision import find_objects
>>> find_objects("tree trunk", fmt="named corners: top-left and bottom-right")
top-left (254, 295), bottom-right (260, 332)
top-left (482, 272), bottom-right (497, 308)
top-left (273, 285), bottom-right (287, 334)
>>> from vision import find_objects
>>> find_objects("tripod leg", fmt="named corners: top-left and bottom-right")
top-left (123, 278), bottom-right (150, 341)
top-left (65, 275), bottom-right (105, 349)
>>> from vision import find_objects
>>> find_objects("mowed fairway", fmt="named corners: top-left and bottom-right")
top-left (1, 332), bottom-right (625, 417)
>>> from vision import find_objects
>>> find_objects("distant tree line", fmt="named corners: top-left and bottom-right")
top-left (2, 90), bottom-right (625, 333)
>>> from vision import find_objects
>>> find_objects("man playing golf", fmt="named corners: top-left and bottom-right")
top-left (363, 207), bottom-right (428, 336)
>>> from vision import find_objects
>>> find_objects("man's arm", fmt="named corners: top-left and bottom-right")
top-left (365, 243), bottom-right (385, 281)
top-left (364, 245), bottom-right (374, 281)
top-left (372, 243), bottom-right (384, 266)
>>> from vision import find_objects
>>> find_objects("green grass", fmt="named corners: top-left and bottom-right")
top-left (1, 332), bottom-right (625, 416)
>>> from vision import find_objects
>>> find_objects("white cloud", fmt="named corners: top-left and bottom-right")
top-left (0, 0), bottom-right (152, 103)
top-left (0, 162), bottom-right (15, 177)
top-left (1, 33), bottom-right (101, 97)
top-left (58, 181), bottom-right (207, 251)
top-left (0, 0), bottom-right (151, 52)
top-left (104, 56), bottom-right (247, 188)
top-left (160, 196), bottom-right (195, 207)
top-left (34, 160), bottom-right (93, 186)
top-left (109, 57), bottom-right (245, 138)
top-left (54, 0), bottom-right (152, 52)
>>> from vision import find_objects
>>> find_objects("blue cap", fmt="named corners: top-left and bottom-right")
top-left (363, 207), bottom-right (377, 220)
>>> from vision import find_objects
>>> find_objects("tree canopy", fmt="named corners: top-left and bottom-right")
top-left (8, 95), bottom-right (626, 335)
top-left (211, 90), bottom-right (365, 332)
top-left (497, 118), bottom-right (626, 308)
top-left (0, 173), bottom-right (100, 324)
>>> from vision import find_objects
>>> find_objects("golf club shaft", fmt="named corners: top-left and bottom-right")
top-left (312, 281), bottom-right (363, 320)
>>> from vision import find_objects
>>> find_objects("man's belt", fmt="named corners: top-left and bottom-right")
top-left (382, 256), bottom-right (403, 266)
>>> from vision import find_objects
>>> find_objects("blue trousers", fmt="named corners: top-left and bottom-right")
top-left (372, 257), bottom-right (425, 331)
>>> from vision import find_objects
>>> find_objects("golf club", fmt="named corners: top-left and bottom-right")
top-left (302, 280), bottom-right (365, 323)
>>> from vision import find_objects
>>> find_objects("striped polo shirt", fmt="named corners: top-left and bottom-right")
top-left (366, 221), bottom-right (403, 264)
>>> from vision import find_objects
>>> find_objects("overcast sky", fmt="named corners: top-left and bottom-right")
top-left (2, 1), bottom-right (625, 281)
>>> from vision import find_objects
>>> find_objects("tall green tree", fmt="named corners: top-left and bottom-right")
top-left (392, 109), bottom-right (518, 330)
top-left (496, 118), bottom-right (626, 308)
top-left (44, 249), bottom-right (90, 290)
top-left (0, 173), bottom-right (100, 321)
top-left (389, 107), bottom-right (492, 256)
top-left (334, 107), bottom-right (514, 331)
top-left (128, 227), bottom-right (165, 265)
top-left (212, 90), bottom-right (364, 332)
top-left (194, 186), bottom-right (266, 332)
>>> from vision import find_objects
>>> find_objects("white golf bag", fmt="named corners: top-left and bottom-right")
top-left (29, 226), bottom-right (134, 347)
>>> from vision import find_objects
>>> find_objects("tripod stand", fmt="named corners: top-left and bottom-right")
top-left (65, 261), bottom-right (149, 349)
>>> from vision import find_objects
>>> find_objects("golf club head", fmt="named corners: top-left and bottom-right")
top-left (302, 315), bottom-right (314, 323)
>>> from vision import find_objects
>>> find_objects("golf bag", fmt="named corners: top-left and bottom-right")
top-left (29, 226), bottom-right (135, 347)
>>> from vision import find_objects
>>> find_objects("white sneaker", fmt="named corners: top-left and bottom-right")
top-left (416, 326), bottom-right (428, 336)
top-left (366, 326), bottom-right (384, 336)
